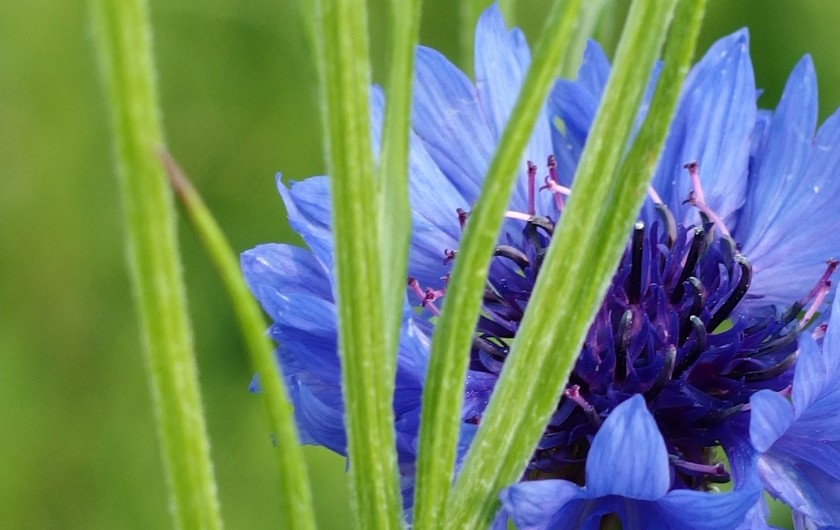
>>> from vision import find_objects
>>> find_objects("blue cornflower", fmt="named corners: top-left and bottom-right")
top-left (242, 4), bottom-right (840, 526)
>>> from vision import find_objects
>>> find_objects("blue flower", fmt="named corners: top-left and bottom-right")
top-left (242, 4), bottom-right (840, 525)
top-left (748, 295), bottom-right (840, 528)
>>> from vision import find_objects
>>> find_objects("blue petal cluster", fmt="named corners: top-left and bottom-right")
top-left (242, 5), bottom-right (840, 527)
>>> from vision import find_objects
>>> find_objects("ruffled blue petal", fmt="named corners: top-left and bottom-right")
top-left (736, 56), bottom-right (828, 306)
top-left (650, 29), bottom-right (755, 227)
top-left (241, 243), bottom-right (332, 304)
top-left (288, 378), bottom-right (347, 453)
top-left (276, 176), bottom-right (334, 270)
top-left (474, 4), bottom-right (554, 215)
top-left (411, 46), bottom-right (493, 202)
top-left (586, 394), bottom-right (670, 499)
top-left (577, 40), bottom-right (610, 100)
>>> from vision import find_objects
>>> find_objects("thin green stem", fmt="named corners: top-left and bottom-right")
top-left (445, 0), bottom-right (698, 526)
top-left (161, 153), bottom-right (316, 530)
top-left (89, 1), bottom-right (222, 528)
top-left (458, 0), bottom-right (484, 74)
top-left (311, 0), bottom-right (403, 527)
top-left (377, 0), bottom-right (422, 404)
top-left (412, 2), bottom-right (585, 528)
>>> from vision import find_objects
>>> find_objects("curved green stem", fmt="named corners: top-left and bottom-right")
top-left (161, 153), bottom-right (316, 530)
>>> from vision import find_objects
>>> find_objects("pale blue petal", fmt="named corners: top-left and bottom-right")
top-left (586, 394), bottom-right (670, 499)
top-left (749, 390), bottom-right (795, 453)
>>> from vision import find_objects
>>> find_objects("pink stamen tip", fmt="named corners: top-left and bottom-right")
top-left (407, 277), bottom-right (442, 316)
top-left (683, 162), bottom-right (731, 238)
top-left (527, 160), bottom-right (537, 216)
top-left (801, 259), bottom-right (839, 305)
top-left (800, 280), bottom-right (831, 330)
top-left (564, 385), bottom-right (601, 426)
top-left (778, 385), bottom-right (793, 399)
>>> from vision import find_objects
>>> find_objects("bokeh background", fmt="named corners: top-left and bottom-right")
top-left (3, 1), bottom-right (839, 527)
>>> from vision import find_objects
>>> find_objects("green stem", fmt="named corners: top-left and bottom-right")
top-left (445, 0), bottom-right (706, 527)
top-left (377, 0), bottom-right (422, 410)
top-left (412, 2), bottom-right (585, 528)
top-left (89, 1), bottom-right (222, 528)
top-left (161, 153), bottom-right (316, 530)
top-left (458, 0), bottom-right (484, 74)
top-left (312, 0), bottom-right (403, 527)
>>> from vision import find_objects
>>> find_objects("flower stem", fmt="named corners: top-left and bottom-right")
top-left (377, 0), bottom-right (422, 410)
top-left (412, 1), bottom-right (586, 528)
top-left (89, 1), bottom-right (222, 528)
top-left (312, 0), bottom-right (403, 527)
top-left (161, 153), bottom-right (316, 530)
top-left (446, 0), bottom-right (707, 527)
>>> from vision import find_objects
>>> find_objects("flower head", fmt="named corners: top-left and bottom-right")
top-left (243, 5), bottom-right (840, 526)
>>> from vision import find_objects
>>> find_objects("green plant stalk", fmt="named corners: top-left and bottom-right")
top-left (558, 0), bottom-right (607, 79)
top-left (89, 1), bottom-right (222, 528)
top-left (377, 0), bottom-right (422, 406)
top-left (412, 1), bottom-right (585, 527)
top-left (311, 0), bottom-right (403, 527)
top-left (161, 154), bottom-right (316, 530)
top-left (458, 0), bottom-right (485, 74)
top-left (446, 0), bottom-right (706, 527)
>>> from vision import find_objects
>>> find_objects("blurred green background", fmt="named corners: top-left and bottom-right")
top-left (2, 0), bottom-right (839, 527)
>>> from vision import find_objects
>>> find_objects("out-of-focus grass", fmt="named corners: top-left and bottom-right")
top-left (2, 0), bottom-right (838, 527)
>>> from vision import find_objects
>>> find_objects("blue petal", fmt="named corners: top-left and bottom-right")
top-left (474, 4), bottom-right (530, 142)
top-left (654, 485), bottom-right (761, 529)
top-left (821, 296), bottom-right (840, 379)
top-left (651, 29), bottom-right (755, 227)
top-left (241, 243), bottom-right (332, 304)
top-left (474, 4), bottom-right (554, 214)
top-left (577, 40), bottom-right (610, 100)
top-left (758, 440), bottom-right (840, 526)
top-left (500, 479), bottom-right (592, 530)
top-left (586, 394), bottom-right (670, 499)
top-left (411, 46), bottom-right (493, 202)
top-left (736, 56), bottom-right (825, 306)
top-left (749, 390), bottom-right (795, 453)
top-left (277, 176), bottom-right (334, 270)
top-left (288, 378), bottom-right (346, 453)
top-left (753, 304), bottom-right (840, 525)
top-left (792, 332), bottom-right (833, 414)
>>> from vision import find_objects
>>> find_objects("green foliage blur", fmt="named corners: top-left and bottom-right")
top-left (2, 0), bottom-right (839, 527)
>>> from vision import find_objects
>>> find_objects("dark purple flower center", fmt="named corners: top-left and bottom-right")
top-left (409, 159), bottom-right (835, 491)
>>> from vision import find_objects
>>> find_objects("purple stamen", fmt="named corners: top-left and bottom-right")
top-left (527, 160), bottom-right (537, 216)
top-left (407, 277), bottom-right (442, 316)
top-left (684, 162), bottom-right (732, 237)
